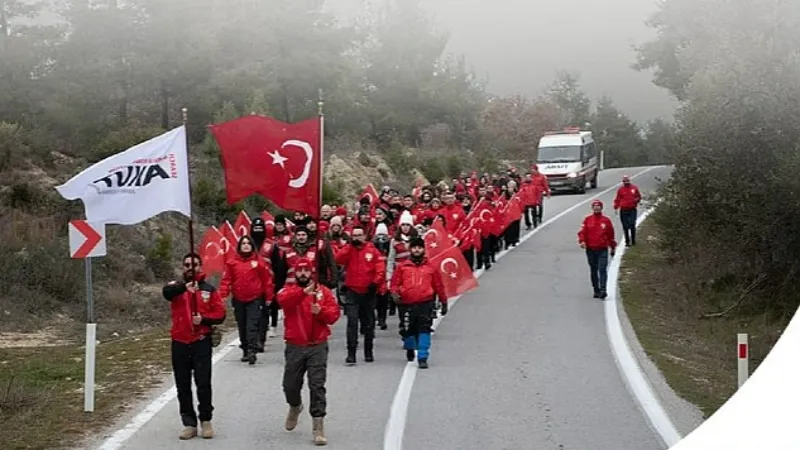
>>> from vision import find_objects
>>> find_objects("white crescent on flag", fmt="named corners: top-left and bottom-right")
top-left (440, 257), bottom-right (459, 279)
top-left (281, 139), bottom-right (314, 188)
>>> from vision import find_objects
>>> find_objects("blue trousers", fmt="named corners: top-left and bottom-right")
top-left (585, 248), bottom-right (609, 293)
top-left (398, 301), bottom-right (435, 361)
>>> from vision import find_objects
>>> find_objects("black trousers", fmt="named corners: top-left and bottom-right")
top-left (586, 248), bottom-right (610, 293)
top-left (524, 206), bottom-right (537, 228)
top-left (344, 289), bottom-right (375, 352)
top-left (283, 342), bottom-right (329, 417)
top-left (536, 202), bottom-right (544, 222)
top-left (463, 248), bottom-right (474, 271)
top-left (233, 298), bottom-right (261, 353)
top-left (375, 292), bottom-right (390, 325)
top-left (504, 220), bottom-right (521, 247)
top-left (172, 338), bottom-right (213, 427)
top-left (258, 298), bottom-right (280, 344)
top-left (477, 237), bottom-right (492, 269)
top-left (620, 208), bottom-right (638, 244)
top-left (398, 301), bottom-right (435, 360)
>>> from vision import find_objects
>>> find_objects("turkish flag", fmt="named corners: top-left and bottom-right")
top-left (233, 210), bottom-right (252, 238)
top-left (430, 246), bottom-right (479, 298)
top-left (210, 115), bottom-right (321, 215)
top-left (198, 226), bottom-right (227, 275)
top-left (423, 218), bottom-right (449, 258)
top-left (261, 210), bottom-right (276, 239)
top-left (220, 220), bottom-right (239, 251)
top-left (359, 184), bottom-right (380, 208)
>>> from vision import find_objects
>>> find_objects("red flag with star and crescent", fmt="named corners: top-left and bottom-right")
top-left (198, 226), bottom-right (228, 275)
top-left (429, 245), bottom-right (479, 298)
top-left (233, 210), bottom-right (252, 238)
top-left (210, 114), bottom-right (322, 215)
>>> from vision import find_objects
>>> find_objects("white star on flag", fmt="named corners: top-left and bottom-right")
top-left (268, 150), bottom-right (288, 168)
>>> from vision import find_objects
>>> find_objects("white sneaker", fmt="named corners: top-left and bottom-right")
top-left (267, 329), bottom-right (277, 338)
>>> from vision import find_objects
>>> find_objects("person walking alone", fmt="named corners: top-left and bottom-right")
top-left (613, 175), bottom-right (642, 246)
top-left (162, 253), bottom-right (226, 440)
top-left (219, 236), bottom-right (274, 364)
top-left (577, 200), bottom-right (617, 299)
top-left (277, 258), bottom-right (341, 446)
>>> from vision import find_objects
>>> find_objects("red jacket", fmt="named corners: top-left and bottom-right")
top-left (219, 252), bottom-right (274, 302)
top-left (532, 173), bottom-right (551, 197)
top-left (335, 242), bottom-right (386, 294)
top-left (163, 274), bottom-right (226, 344)
top-left (613, 184), bottom-right (642, 210)
top-left (390, 258), bottom-right (447, 304)
top-left (443, 204), bottom-right (466, 234)
top-left (277, 284), bottom-right (341, 347)
top-left (577, 213), bottom-right (617, 250)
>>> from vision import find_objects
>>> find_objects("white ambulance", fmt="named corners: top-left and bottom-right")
top-left (535, 127), bottom-right (599, 194)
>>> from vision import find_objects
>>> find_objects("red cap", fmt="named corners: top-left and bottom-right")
top-left (335, 206), bottom-right (347, 217)
top-left (622, 175), bottom-right (631, 182)
top-left (294, 257), bottom-right (313, 271)
top-left (592, 199), bottom-right (603, 208)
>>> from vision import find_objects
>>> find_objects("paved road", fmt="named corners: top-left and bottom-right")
top-left (92, 166), bottom-right (670, 450)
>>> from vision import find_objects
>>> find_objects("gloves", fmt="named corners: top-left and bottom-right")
top-left (440, 302), bottom-right (449, 316)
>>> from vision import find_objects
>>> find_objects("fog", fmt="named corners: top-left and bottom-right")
top-left (331, 0), bottom-right (677, 122)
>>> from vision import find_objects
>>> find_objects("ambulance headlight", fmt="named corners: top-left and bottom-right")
top-left (567, 172), bottom-right (578, 178)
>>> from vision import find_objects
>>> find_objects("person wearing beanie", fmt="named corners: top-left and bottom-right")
top-left (372, 223), bottom-right (392, 330)
top-left (219, 236), bottom-right (274, 365)
top-left (386, 211), bottom-right (418, 321)
top-left (283, 225), bottom-right (338, 292)
top-left (273, 215), bottom-right (294, 253)
top-left (389, 236), bottom-right (447, 369)
top-left (250, 218), bottom-right (288, 347)
top-left (334, 224), bottom-right (386, 365)
top-left (577, 199), bottom-right (617, 299)
top-left (277, 257), bottom-right (340, 446)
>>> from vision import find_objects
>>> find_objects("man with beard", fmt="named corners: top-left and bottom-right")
top-left (389, 237), bottom-right (447, 369)
top-left (335, 225), bottom-right (386, 365)
top-left (284, 226), bottom-right (338, 290)
top-left (162, 253), bottom-right (226, 439)
top-left (277, 257), bottom-right (340, 446)
top-left (250, 218), bottom-right (287, 347)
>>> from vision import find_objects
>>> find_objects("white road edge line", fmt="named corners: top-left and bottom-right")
top-left (605, 201), bottom-right (682, 448)
top-left (383, 166), bottom-right (660, 450)
top-left (96, 337), bottom-right (240, 450)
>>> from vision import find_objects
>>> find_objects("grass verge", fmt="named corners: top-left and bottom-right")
top-left (0, 319), bottom-right (235, 450)
top-left (618, 219), bottom-right (787, 418)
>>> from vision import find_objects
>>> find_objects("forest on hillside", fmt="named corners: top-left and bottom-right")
top-left (0, 0), bottom-right (669, 332)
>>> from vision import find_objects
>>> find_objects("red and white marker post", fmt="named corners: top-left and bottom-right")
top-left (737, 333), bottom-right (749, 388)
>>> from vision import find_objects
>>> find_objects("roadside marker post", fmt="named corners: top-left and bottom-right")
top-left (737, 333), bottom-right (749, 388)
top-left (68, 220), bottom-right (107, 413)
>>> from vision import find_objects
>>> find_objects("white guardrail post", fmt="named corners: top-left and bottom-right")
top-left (737, 333), bottom-right (749, 388)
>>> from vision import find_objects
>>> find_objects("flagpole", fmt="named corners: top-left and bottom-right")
top-left (181, 107), bottom-right (198, 316)
top-left (317, 88), bottom-right (324, 217)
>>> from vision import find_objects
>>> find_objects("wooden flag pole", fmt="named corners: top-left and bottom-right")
top-left (181, 107), bottom-right (198, 316)
top-left (318, 88), bottom-right (325, 217)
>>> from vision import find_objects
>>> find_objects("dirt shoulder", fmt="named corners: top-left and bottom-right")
top-left (0, 320), bottom-right (235, 450)
top-left (618, 219), bottom-right (787, 418)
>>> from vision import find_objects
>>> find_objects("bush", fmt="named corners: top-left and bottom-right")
top-left (147, 233), bottom-right (173, 279)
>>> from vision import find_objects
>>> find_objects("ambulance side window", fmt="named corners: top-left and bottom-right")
top-left (584, 142), bottom-right (596, 162)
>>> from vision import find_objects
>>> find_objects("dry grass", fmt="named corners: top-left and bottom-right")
top-left (618, 220), bottom-right (787, 417)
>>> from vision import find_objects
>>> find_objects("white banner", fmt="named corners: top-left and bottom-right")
top-left (56, 126), bottom-right (192, 225)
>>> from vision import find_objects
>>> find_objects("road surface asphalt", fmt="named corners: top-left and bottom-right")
top-left (92, 165), bottom-right (672, 450)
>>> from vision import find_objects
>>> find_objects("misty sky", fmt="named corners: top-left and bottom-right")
top-left (333, 0), bottom-right (677, 123)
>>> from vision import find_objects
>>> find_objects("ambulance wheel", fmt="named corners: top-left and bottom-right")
top-left (590, 171), bottom-right (598, 189)
top-left (577, 177), bottom-right (587, 194)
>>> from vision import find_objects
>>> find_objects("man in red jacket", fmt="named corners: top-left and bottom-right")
top-left (577, 200), bottom-right (617, 299)
top-left (277, 258), bottom-right (340, 446)
top-left (390, 237), bottom-right (447, 369)
top-left (335, 225), bottom-right (386, 365)
top-left (613, 174), bottom-right (643, 247)
top-left (162, 253), bottom-right (226, 440)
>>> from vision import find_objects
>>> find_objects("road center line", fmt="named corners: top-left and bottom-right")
top-left (383, 166), bottom-right (658, 450)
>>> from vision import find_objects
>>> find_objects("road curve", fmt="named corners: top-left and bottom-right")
top-left (90, 166), bottom-right (670, 450)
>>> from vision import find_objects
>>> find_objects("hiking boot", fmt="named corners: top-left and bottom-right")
top-left (240, 350), bottom-right (249, 362)
top-left (593, 291), bottom-right (601, 299)
top-left (200, 421), bottom-right (214, 439)
top-left (379, 322), bottom-right (388, 330)
top-left (418, 359), bottom-right (429, 369)
top-left (406, 349), bottom-right (415, 362)
top-left (179, 426), bottom-right (197, 440)
top-left (364, 351), bottom-right (374, 363)
top-left (312, 417), bottom-right (328, 446)
top-left (600, 291), bottom-right (608, 300)
top-left (346, 349), bottom-right (356, 365)
top-left (285, 404), bottom-right (303, 431)
top-left (248, 352), bottom-right (257, 365)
